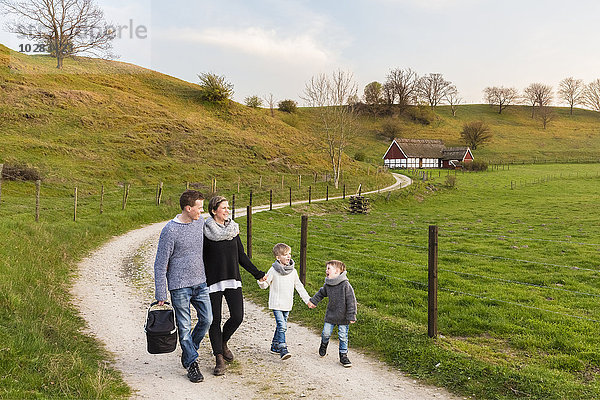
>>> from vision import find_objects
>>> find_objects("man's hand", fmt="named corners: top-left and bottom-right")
top-left (307, 301), bottom-right (316, 309)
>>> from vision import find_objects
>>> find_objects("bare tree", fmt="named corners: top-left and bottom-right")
top-left (264, 93), bottom-right (276, 117)
top-left (523, 83), bottom-right (553, 118)
top-left (583, 79), bottom-right (600, 111)
top-left (418, 73), bottom-right (452, 109)
top-left (363, 81), bottom-right (383, 105)
top-left (302, 70), bottom-right (358, 189)
top-left (460, 121), bottom-right (491, 150)
top-left (483, 86), bottom-right (518, 114)
top-left (445, 85), bottom-right (461, 117)
top-left (558, 77), bottom-right (585, 115)
top-left (1, 0), bottom-right (115, 69)
top-left (382, 81), bottom-right (395, 105)
top-left (537, 106), bottom-right (555, 129)
top-left (385, 67), bottom-right (419, 107)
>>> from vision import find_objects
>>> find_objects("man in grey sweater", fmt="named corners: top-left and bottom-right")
top-left (154, 190), bottom-right (212, 383)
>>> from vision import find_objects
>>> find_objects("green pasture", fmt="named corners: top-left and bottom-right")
top-left (240, 163), bottom-right (600, 400)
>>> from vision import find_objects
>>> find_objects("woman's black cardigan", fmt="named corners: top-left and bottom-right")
top-left (203, 234), bottom-right (265, 287)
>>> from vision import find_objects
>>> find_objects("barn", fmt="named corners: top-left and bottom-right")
top-left (382, 138), bottom-right (473, 169)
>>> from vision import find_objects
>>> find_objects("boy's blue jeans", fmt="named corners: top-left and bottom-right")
top-left (170, 283), bottom-right (212, 369)
top-left (272, 310), bottom-right (289, 348)
top-left (321, 322), bottom-right (349, 354)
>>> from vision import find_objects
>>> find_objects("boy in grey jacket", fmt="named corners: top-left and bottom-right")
top-left (308, 260), bottom-right (357, 367)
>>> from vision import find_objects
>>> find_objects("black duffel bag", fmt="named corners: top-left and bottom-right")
top-left (145, 301), bottom-right (177, 354)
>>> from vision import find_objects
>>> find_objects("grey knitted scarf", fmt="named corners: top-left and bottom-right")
top-left (325, 270), bottom-right (348, 286)
top-left (204, 216), bottom-right (240, 241)
top-left (272, 259), bottom-right (295, 275)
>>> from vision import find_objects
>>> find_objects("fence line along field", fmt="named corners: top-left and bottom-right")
top-left (239, 163), bottom-right (600, 400)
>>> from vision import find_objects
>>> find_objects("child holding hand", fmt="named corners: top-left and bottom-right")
top-left (307, 260), bottom-right (357, 367)
top-left (258, 243), bottom-right (312, 359)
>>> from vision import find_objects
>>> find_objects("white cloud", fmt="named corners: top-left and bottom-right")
top-left (160, 26), bottom-right (334, 65)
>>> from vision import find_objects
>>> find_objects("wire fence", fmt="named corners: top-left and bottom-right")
top-left (247, 211), bottom-right (600, 332)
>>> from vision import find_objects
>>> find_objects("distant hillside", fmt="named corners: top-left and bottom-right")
top-left (0, 44), bottom-right (334, 186)
top-left (2, 44), bottom-right (600, 188)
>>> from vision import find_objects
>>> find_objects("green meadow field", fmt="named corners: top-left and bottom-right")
top-left (241, 163), bottom-right (600, 399)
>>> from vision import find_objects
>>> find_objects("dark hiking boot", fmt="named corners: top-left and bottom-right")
top-left (187, 361), bottom-right (204, 383)
top-left (270, 342), bottom-right (280, 354)
top-left (319, 341), bottom-right (328, 357)
top-left (339, 352), bottom-right (352, 368)
top-left (222, 341), bottom-right (234, 362)
top-left (279, 346), bottom-right (291, 360)
top-left (213, 354), bottom-right (226, 376)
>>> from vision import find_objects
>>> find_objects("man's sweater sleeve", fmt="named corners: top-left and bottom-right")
top-left (310, 285), bottom-right (327, 305)
top-left (236, 235), bottom-right (266, 280)
top-left (345, 282), bottom-right (357, 322)
top-left (154, 227), bottom-right (174, 301)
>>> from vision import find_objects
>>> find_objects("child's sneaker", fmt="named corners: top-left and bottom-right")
top-left (279, 346), bottom-right (291, 360)
top-left (318, 341), bottom-right (328, 357)
top-left (339, 352), bottom-right (352, 368)
top-left (270, 342), bottom-right (280, 354)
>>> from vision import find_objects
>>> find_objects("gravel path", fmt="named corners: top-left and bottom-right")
top-left (71, 174), bottom-right (461, 399)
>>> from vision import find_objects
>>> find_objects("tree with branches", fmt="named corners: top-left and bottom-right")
top-left (445, 85), bottom-right (461, 117)
top-left (363, 81), bottom-right (383, 105)
top-left (264, 93), bottom-right (276, 117)
top-left (197, 72), bottom-right (234, 102)
top-left (460, 121), bottom-right (491, 150)
top-left (0, 0), bottom-right (115, 68)
top-left (537, 106), bottom-right (555, 129)
top-left (418, 73), bottom-right (452, 109)
top-left (385, 67), bottom-right (419, 108)
top-left (583, 79), bottom-right (600, 111)
top-left (302, 70), bottom-right (358, 189)
top-left (483, 86), bottom-right (518, 114)
top-left (523, 83), bottom-right (553, 118)
top-left (244, 95), bottom-right (263, 108)
top-left (558, 77), bottom-right (585, 115)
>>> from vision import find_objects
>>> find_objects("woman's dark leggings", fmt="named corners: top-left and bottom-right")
top-left (209, 287), bottom-right (244, 356)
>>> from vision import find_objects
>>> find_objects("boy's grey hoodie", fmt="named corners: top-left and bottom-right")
top-left (310, 271), bottom-right (357, 325)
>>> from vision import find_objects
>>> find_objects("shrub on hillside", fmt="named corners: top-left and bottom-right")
top-left (460, 160), bottom-right (488, 172)
top-left (197, 72), bottom-right (234, 102)
top-left (244, 95), bottom-right (263, 108)
top-left (380, 118), bottom-right (402, 140)
top-left (354, 151), bottom-right (366, 161)
top-left (278, 99), bottom-right (297, 113)
top-left (405, 105), bottom-right (436, 125)
top-left (2, 163), bottom-right (42, 181)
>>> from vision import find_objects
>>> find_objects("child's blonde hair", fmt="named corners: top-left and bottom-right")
top-left (326, 260), bottom-right (346, 272)
top-left (273, 243), bottom-right (291, 257)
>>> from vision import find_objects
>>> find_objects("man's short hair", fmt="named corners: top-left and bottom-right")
top-left (326, 260), bottom-right (346, 272)
top-left (179, 190), bottom-right (204, 210)
top-left (273, 243), bottom-right (291, 257)
top-left (208, 195), bottom-right (228, 217)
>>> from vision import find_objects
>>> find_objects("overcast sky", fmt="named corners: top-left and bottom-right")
top-left (2, 0), bottom-right (600, 105)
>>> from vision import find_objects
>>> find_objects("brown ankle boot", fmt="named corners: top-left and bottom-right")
top-left (222, 341), bottom-right (234, 362)
top-left (213, 354), bottom-right (226, 376)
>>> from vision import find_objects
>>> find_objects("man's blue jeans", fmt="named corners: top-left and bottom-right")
top-left (272, 310), bottom-right (289, 348)
top-left (321, 322), bottom-right (349, 354)
top-left (170, 283), bottom-right (212, 368)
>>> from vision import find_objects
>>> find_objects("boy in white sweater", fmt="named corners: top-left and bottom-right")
top-left (258, 243), bottom-right (311, 359)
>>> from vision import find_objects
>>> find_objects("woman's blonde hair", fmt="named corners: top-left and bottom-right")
top-left (208, 196), bottom-right (228, 217)
top-left (326, 260), bottom-right (346, 272)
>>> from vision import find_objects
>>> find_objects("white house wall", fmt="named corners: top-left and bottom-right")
top-left (384, 158), bottom-right (440, 169)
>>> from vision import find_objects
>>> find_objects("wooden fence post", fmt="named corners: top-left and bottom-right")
top-left (289, 187), bottom-right (292, 207)
top-left (249, 190), bottom-right (253, 207)
top-left (247, 205), bottom-right (252, 259)
top-left (73, 187), bottom-right (78, 222)
top-left (269, 190), bottom-right (273, 211)
top-left (281, 174), bottom-right (284, 190)
top-left (326, 186), bottom-right (329, 201)
top-left (428, 225), bottom-right (438, 338)
top-left (300, 215), bottom-right (308, 285)
top-left (259, 176), bottom-right (262, 190)
top-left (232, 194), bottom-right (235, 220)
top-left (100, 185), bottom-right (104, 214)
top-left (308, 186), bottom-right (312, 204)
top-left (238, 176), bottom-right (240, 193)
top-left (35, 180), bottom-right (41, 222)
top-left (122, 183), bottom-right (129, 210)
top-left (343, 184), bottom-right (346, 199)
top-left (157, 182), bottom-right (163, 205)
top-left (298, 174), bottom-right (301, 189)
